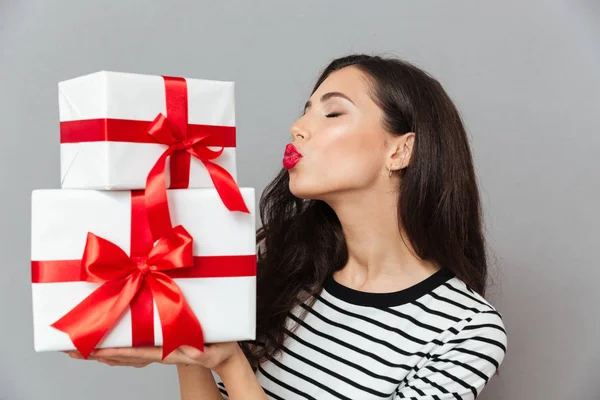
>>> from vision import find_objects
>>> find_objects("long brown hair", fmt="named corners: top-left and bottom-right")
top-left (245, 54), bottom-right (488, 368)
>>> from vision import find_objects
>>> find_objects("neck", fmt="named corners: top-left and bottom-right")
top-left (326, 182), bottom-right (440, 293)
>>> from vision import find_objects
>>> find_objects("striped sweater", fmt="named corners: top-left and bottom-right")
top-left (215, 269), bottom-right (507, 399)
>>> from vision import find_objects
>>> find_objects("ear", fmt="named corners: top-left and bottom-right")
top-left (387, 132), bottom-right (415, 172)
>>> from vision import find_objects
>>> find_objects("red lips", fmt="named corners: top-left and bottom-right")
top-left (283, 143), bottom-right (302, 169)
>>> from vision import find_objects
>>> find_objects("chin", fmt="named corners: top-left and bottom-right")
top-left (288, 175), bottom-right (320, 200)
top-left (288, 182), bottom-right (315, 200)
top-left (289, 174), bottom-right (339, 202)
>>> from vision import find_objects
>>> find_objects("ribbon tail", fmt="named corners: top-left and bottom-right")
top-left (51, 274), bottom-right (143, 358)
top-left (146, 273), bottom-right (204, 360)
top-left (145, 148), bottom-right (175, 242)
top-left (201, 160), bottom-right (249, 213)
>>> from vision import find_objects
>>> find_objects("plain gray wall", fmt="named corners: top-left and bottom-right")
top-left (1, 0), bottom-right (599, 399)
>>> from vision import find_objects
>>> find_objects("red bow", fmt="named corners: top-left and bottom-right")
top-left (144, 76), bottom-right (249, 241)
top-left (51, 225), bottom-right (205, 360)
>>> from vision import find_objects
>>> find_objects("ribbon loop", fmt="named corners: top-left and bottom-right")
top-left (51, 225), bottom-right (205, 360)
top-left (81, 233), bottom-right (137, 282)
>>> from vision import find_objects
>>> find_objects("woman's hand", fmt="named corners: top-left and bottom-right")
top-left (67, 342), bottom-right (243, 372)
top-left (68, 342), bottom-right (268, 399)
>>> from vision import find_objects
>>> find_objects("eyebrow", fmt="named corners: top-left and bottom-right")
top-left (304, 92), bottom-right (355, 112)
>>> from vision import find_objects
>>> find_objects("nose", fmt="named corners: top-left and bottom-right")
top-left (290, 125), bottom-right (308, 142)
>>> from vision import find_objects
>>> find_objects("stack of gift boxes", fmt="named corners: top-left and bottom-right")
top-left (30, 71), bottom-right (257, 358)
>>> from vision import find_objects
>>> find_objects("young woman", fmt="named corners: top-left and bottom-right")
top-left (69, 54), bottom-right (507, 399)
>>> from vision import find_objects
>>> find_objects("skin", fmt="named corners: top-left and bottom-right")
top-left (67, 66), bottom-right (440, 399)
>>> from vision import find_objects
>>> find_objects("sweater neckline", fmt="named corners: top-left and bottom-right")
top-left (322, 268), bottom-right (455, 307)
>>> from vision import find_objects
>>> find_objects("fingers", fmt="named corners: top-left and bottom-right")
top-left (64, 346), bottom-right (204, 368)
top-left (91, 346), bottom-right (161, 360)
top-left (65, 348), bottom-right (157, 368)
top-left (67, 351), bottom-right (88, 360)
top-left (66, 352), bottom-right (149, 367)
top-left (179, 345), bottom-right (205, 361)
top-left (96, 358), bottom-right (150, 368)
top-left (178, 343), bottom-right (234, 370)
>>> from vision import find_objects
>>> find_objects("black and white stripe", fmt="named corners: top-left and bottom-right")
top-left (215, 269), bottom-right (507, 400)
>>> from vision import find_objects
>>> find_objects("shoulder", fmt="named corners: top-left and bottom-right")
top-left (428, 276), bottom-right (507, 364)
top-left (395, 304), bottom-right (507, 399)
top-left (424, 275), bottom-right (506, 321)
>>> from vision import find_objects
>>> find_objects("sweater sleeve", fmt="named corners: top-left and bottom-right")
top-left (393, 310), bottom-right (507, 400)
top-left (211, 371), bottom-right (229, 399)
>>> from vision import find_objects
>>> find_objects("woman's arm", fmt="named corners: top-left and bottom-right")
top-left (177, 364), bottom-right (224, 400)
top-left (213, 346), bottom-right (269, 400)
top-left (392, 311), bottom-right (507, 399)
top-left (175, 344), bottom-right (268, 400)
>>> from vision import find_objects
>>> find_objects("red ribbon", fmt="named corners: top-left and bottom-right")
top-left (59, 119), bottom-right (236, 147)
top-left (130, 188), bottom-right (156, 346)
top-left (31, 255), bottom-right (257, 283)
top-left (144, 77), bottom-right (249, 240)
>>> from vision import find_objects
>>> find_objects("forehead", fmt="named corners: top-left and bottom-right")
top-left (312, 66), bottom-right (373, 101)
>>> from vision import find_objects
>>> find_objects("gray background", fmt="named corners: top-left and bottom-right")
top-left (1, 0), bottom-right (598, 399)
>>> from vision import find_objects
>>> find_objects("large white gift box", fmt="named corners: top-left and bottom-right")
top-left (30, 188), bottom-right (256, 353)
top-left (59, 71), bottom-right (237, 190)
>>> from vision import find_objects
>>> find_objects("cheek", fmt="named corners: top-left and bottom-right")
top-left (325, 125), bottom-right (382, 175)
top-left (316, 122), bottom-right (379, 166)
top-left (289, 125), bottom-right (383, 197)
top-left (327, 144), bottom-right (381, 186)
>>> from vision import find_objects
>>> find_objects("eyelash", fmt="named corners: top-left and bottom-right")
top-left (326, 112), bottom-right (343, 118)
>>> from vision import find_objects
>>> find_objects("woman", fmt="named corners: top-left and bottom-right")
top-left (69, 54), bottom-right (507, 399)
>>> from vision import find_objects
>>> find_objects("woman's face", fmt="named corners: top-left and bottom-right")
top-left (285, 66), bottom-right (396, 201)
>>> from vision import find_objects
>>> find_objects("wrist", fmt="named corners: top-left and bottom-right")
top-left (213, 345), bottom-right (246, 380)
top-left (214, 346), bottom-right (266, 399)
top-left (177, 363), bottom-right (208, 371)
top-left (177, 363), bottom-right (223, 400)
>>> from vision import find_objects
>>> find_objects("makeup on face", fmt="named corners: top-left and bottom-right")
top-left (283, 143), bottom-right (303, 169)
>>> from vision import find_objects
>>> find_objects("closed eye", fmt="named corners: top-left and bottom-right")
top-left (326, 112), bottom-right (343, 118)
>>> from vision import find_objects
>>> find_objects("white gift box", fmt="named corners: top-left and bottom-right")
top-left (31, 188), bottom-right (256, 352)
top-left (59, 71), bottom-right (237, 190)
